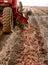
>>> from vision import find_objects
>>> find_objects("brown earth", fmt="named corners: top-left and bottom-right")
top-left (0, 7), bottom-right (48, 65)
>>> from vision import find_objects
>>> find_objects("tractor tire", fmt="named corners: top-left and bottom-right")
top-left (2, 7), bottom-right (13, 33)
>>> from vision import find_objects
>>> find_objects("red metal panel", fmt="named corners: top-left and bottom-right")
top-left (0, 0), bottom-right (4, 2)
top-left (15, 12), bottom-right (27, 23)
top-left (0, 0), bottom-right (12, 3)
top-left (12, 0), bottom-right (27, 23)
top-left (7, 0), bottom-right (12, 3)
top-left (12, 0), bottom-right (17, 16)
top-left (12, 0), bottom-right (17, 8)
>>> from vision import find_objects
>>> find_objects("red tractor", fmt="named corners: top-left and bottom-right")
top-left (0, 0), bottom-right (27, 33)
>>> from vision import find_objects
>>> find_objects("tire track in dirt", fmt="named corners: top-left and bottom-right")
top-left (0, 26), bottom-right (22, 65)
top-left (37, 8), bottom-right (48, 29)
top-left (32, 7), bottom-right (48, 46)
top-left (31, 7), bottom-right (48, 60)
top-left (34, 8), bottom-right (48, 48)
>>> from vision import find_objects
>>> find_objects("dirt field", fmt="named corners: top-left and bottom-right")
top-left (0, 7), bottom-right (48, 65)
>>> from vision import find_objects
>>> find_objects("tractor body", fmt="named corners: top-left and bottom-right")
top-left (0, 0), bottom-right (27, 33)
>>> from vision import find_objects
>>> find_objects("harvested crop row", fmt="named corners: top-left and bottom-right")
top-left (13, 24), bottom-right (47, 65)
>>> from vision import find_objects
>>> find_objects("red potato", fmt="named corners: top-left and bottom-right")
top-left (21, 61), bottom-right (25, 65)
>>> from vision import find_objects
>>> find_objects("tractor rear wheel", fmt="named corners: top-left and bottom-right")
top-left (2, 7), bottom-right (13, 33)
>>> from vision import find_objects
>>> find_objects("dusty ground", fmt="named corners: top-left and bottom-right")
top-left (0, 7), bottom-right (48, 65)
